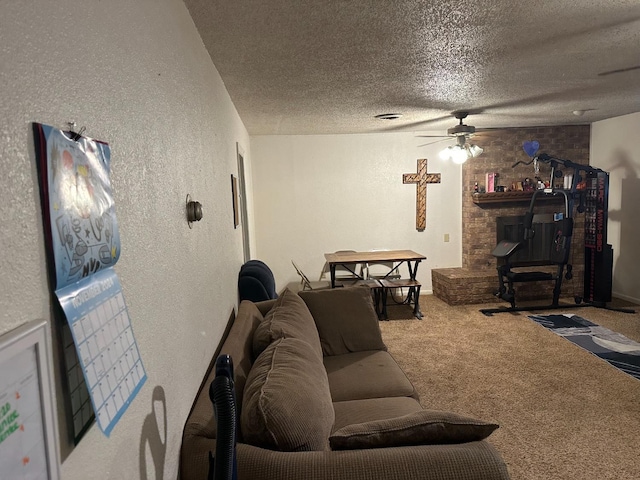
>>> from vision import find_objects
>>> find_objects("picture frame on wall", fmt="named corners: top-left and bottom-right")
top-left (0, 319), bottom-right (60, 479)
top-left (231, 174), bottom-right (240, 228)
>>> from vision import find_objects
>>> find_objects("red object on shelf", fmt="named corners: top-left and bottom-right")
top-left (485, 172), bottom-right (495, 193)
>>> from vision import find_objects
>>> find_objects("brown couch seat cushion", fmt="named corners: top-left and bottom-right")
top-left (241, 337), bottom-right (335, 451)
top-left (253, 287), bottom-right (323, 359)
top-left (323, 350), bottom-right (417, 402)
top-left (332, 396), bottom-right (423, 432)
top-left (330, 410), bottom-right (499, 450)
top-left (299, 287), bottom-right (386, 356)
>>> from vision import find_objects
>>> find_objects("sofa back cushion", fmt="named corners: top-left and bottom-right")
top-left (241, 337), bottom-right (335, 451)
top-left (252, 287), bottom-right (322, 359)
top-left (299, 287), bottom-right (386, 356)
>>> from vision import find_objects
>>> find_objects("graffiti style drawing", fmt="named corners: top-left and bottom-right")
top-left (40, 125), bottom-right (121, 290)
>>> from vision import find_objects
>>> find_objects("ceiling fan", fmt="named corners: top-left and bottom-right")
top-left (417, 111), bottom-right (490, 163)
top-left (417, 111), bottom-right (484, 142)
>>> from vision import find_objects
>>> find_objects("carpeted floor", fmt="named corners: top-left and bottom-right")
top-left (378, 295), bottom-right (640, 480)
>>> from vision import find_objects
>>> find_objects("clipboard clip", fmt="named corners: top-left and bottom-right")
top-left (66, 121), bottom-right (86, 142)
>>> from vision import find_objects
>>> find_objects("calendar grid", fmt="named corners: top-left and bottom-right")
top-left (59, 269), bottom-right (146, 436)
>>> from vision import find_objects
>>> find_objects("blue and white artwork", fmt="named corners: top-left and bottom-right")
top-left (38, 124), bottom-right (120, 290)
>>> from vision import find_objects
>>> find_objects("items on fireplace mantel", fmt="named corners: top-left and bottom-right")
top-left (472, 191), bottom-right (565, 205)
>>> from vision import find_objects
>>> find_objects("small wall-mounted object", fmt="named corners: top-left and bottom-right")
top-left (186, 194), bottom-right (203, 228)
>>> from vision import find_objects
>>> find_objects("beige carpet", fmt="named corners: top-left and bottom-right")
top-left (378, 295), bottom-right (640, 480)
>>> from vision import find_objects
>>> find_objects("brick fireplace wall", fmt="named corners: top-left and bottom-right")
top-left (432, 125), bottom-right (590, 305)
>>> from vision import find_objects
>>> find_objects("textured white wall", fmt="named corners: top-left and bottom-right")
top-left (250, 133), bottom-right (463, 291)
top-left (0, 1), bottom-right (249, 478)
top-left (591, 112), bottom-right (640, 303)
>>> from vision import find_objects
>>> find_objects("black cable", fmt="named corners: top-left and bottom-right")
top-left (512, 159), bottom-right (534, 168)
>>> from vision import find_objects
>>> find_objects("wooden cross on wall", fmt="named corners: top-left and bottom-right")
top-left (403, 158), bottom-right (441, 231)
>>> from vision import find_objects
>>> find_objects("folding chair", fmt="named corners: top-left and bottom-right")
top-left (292, 261), bottom-right (331, 291)
top-left (319, 250), bottom-right (361, 286)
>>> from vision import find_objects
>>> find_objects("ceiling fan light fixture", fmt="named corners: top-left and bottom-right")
top-left (451, 147), bottom-right (469, 164)
top-left (439, 146), bottom-right (452, 160)
top-left (439, 144), bottom-right (468, 164)
top-left (468, 144), bottom-right (483, 157)
top-left (439, 141), bottom-right (483, 164)
top-left (437, 112), bottom-right (483, 164)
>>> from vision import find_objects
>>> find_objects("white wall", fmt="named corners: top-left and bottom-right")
top-left (0, 1), bottom-right (250, 479)
top-left (591, 111), bottom-right (640, 303)
top-left (250, 133), bottom-right (463, 291)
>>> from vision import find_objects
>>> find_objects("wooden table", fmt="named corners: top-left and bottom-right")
top-left (323, 250), bottom-right (426, 319)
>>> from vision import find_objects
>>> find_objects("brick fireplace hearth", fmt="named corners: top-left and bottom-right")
top-left (432, 125), bottom-right (589, 305)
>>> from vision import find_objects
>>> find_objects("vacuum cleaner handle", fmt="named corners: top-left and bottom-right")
top-left (208, 355), bottom-right (238, 480)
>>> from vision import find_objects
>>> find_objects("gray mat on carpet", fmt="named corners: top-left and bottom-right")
top-left (529, 314), bottom-right (640, 380)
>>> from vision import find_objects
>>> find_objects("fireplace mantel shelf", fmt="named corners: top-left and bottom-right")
top-left (472, 191), bottom-right (564, 205)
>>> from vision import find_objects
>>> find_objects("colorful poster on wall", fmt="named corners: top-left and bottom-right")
top-left (33, 123), bottom-right (146, 438)
top-left (35, 125), bottom-right (120, 290)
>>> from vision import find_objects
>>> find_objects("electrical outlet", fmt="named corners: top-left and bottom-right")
top-left (444, 233), bottom-right (450, 242)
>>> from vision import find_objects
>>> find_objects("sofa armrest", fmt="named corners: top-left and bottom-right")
top-left (181, 437), bottom-right (510, 480)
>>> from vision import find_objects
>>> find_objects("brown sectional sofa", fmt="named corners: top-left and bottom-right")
top-left (181, 287), bottom-right (510, 480)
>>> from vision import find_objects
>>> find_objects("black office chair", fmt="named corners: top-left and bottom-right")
top-left (238, 260), bottom-right (278, 302)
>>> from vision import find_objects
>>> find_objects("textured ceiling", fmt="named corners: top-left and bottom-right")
top-left (184, 0), bottom-right (640, 135)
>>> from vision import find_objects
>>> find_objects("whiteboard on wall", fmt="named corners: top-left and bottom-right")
top-left (0, 319), bottom-right (60, 479)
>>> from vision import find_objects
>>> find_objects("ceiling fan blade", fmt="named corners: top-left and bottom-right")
top-left (598, 64), bottom-right (640, 76)
top-left (473, 128), bottom-right (506, 134)
top-left (415, 134), bottom-right (450, 138)
top-left (381, 114), bottom-right (452, 132)
top-left (417, 138), bottom-right (451, 147)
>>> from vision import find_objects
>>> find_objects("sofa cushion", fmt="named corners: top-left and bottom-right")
top-left (332, 396), bottom-right (423, 432)
top-left (241, 337), bottom-right (334, 451)
top-left (298, 287), bottom-right (386, 356)
top-left (329, 410), bottom-right (499, 450)
top-left (323, 350), bottom-right (417, 402)
top-left (253, 288), bottom-right (322, 359)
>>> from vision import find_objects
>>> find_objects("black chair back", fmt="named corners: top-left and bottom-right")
top-left (238, 260), bottom-right (277, 302)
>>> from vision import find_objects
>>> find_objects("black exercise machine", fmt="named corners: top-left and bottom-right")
top-left (489, 189), bottom-right (573, 310)
top-left (480, 153), bottom-right (635, 316)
